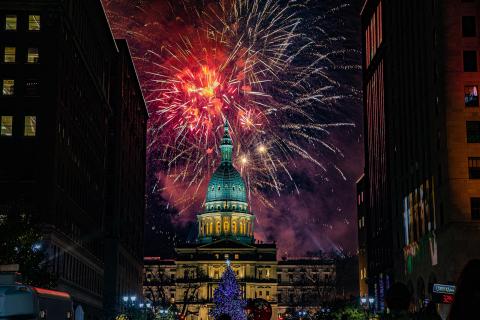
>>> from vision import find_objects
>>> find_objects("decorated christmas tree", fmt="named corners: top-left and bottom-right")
top-left (210, 260), bottom-right (247, 320)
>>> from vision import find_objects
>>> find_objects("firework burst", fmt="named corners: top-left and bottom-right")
top-left (104, 0), bottom-right (359, 212)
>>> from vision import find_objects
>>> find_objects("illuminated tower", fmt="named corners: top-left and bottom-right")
top-left (197, 122), bottom-right (254, 243)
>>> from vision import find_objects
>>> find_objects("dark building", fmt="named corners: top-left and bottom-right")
top-left (104, 39), bottom-right (148, 317)
top-left (0, 0), bottom-right (146, 318)
top-left (356, 174), bottom-right (368, 298)
top-left (361, 0), bottom-right (480, 313)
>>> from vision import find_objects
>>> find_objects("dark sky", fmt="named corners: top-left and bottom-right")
top-left (103, 0), bottom-right (364, 258)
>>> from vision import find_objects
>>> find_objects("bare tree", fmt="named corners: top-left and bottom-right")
top-left (176, 265), bottom-right (208, 318)
top-left (144, 267), bottom-right (172, 309)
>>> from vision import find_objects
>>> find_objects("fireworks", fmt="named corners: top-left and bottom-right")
top-left (104, 0), bottom-right (359, 212)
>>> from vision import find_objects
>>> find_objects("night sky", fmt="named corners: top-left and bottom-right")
top-left (103, 0), bottom-right (364, 258)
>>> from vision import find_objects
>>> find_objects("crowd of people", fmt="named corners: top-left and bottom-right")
top-left (382, 259), bottom-right (480, 320)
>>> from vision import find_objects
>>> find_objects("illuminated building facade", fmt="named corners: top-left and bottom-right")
top-left (361, 0), bottom-right (480, 312)
top-left (143, 125), bottom-right (338, 319)
top-left (0, 1), bottom-right (147, 318)
top-left (276, 259), bottom-right (336, 316)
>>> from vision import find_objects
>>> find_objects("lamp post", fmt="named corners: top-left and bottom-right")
top-left (122, 295), bottom-right (147, 320)
top-left (360, 297), bottom-right (375, 320)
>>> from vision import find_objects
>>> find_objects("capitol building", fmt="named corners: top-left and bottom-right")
top-left (143, 123), bottom-right (336, 320)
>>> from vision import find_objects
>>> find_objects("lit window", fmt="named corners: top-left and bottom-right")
top-left (464, 51), bottom-right (478, 72)
top-left (28, 15), bottom-right (40, 31)
top-left (5, 15), bottom-right (17, 31)
top-left (463, 16), bottom-right (476, 37)
top-left (1, 116), bottom-right (13, 136)
top-left (27, 48), bottom-right (39, 64)
top-left (4, 47), bottom-right (15, 63)
top-left (24, 116), bottom-right (36, 136)
top-left (25, 79), bottom-right (40, 96)
top-left (468, 157), bottom-right (480, 179)
top-left (465, 85), bottom-right (479, 107)
top-left (471, 198), bottom-right (480, 220)
top-left (467, 121), bottom-right (480, 143)
top-left (234, 254), bottom-right (239, 259)
top-left (2, 79), bottom-right (14, 95)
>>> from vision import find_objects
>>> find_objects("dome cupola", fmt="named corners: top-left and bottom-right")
top-left (197, 121), bottom-right (254, 244)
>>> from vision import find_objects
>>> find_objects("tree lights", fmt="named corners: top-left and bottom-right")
top-left (210, 261), bottom-right (246, 320)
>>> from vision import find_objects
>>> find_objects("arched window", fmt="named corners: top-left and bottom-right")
top-left (216, 221), bottom-right (221, 234)
top-left (233, 186), bottom-right (235, 191)
top-left (232, 221), bottom-right (237, 233)
top-left (218, 186), bottom-right (221, 190)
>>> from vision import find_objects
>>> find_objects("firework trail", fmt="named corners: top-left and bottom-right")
top-left (104, 0), bottom-right (359, 213)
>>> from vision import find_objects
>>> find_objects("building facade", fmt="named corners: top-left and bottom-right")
top-left (356, 175), bottom-right (368, 298)
top-left (143, 124), bottom-right (336, 320)
top-left (361, 0), bottom-right (480, 312)
top-left (277, 259), bottom-right (336, 316)
top-left (104, 39), bottom-right (148, 317)
top-left (0, 1), bottom-right (147, 318)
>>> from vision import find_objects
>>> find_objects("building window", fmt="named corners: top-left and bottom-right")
top-left (471, 198), bottom-right (480, 220)
top-left (5, 15), bottom-right (17, 31)
top-left (25, 79), bottom-right (40, 96)
top-left (465, 85), bottom-right (479, 107)
top-left (2, 79), bottom-right (14, 95)
top-left (27, 48), bottom-right (39, 64)
top-left (469, 157), bottom-right (480, 179)
top-left (28, 15), bottom-right (40, 31)
top-left (463, 16), bottom-right (476, 37)
top-left (467, 121), bottom-right (480, 143)
top-left (1, 116), bottom-right (13, 136)
top-left (4, 47), bottom-right (15, 63)
top-left (464, 51), bottom-right (478, 72)
top-left (24, 116), bottom-right (36, 136)
top-left (234, 254), bottom-right (239, 259)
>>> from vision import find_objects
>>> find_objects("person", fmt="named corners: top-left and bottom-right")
top-left (418, 302), bottom-right (441, 320)
top-left (383, 282), bottom-right (412, 320)
top-left (448, 259), bottom-right (480, 320)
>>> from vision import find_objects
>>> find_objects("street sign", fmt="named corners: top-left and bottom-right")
top-left (432, 283), bottom-right (456, 304)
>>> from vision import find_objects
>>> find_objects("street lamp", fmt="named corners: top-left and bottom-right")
top-left (360, 296), bottom-right (375, 320)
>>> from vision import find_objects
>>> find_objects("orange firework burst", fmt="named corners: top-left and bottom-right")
top-left (104, 0), bottom-right (359, 211)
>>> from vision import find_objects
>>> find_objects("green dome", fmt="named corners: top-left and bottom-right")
top-left (197, 122), bottom-right (254, 244)
top-left (206, 164), bottom-right (247, 203)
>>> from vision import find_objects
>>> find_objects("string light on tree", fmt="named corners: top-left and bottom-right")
top-left (210, 261), bottom-right (247, 320)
